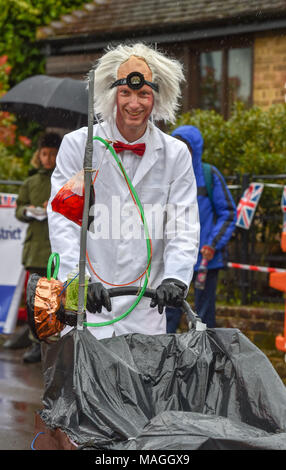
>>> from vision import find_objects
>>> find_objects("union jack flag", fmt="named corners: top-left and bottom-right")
top-left (0, 193), bottom-right (17, 208)
top-left (236, 183), bottom-right (264, 230)
top-left (282, 185), bottom-right (286, 232)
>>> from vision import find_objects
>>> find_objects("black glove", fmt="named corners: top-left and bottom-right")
top-left (86, 282), bottom-right (112, 313)
top-left (150, 278), bottom-right (187, 314)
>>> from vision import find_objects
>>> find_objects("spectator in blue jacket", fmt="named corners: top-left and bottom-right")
top-left (166, 125), bottom-right (237, 330)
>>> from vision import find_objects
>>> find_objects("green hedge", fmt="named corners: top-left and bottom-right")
top-left (171, 101), bottom-right (286, 176)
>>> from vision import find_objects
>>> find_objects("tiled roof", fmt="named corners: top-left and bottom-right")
top-left (37, 0), bottom-right (286, 41)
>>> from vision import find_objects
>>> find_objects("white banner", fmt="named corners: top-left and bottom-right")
top-left (0, 193), bottom-right (27, 334)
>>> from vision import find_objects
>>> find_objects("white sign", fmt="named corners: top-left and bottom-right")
top-left (0, 193), bottom-right (27, 334)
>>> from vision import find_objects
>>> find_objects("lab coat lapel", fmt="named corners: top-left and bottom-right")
top-left (93, 121), bottom-right (125, 178)
top-left (132, 124), bottom-right (163, 187)
top-left (93, 121), bottom-right (164, 187)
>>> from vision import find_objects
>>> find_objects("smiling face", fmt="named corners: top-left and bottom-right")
top-left (115, 56), bottom-right (154, 142)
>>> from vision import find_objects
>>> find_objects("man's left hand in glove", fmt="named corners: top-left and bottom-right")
top-left (150, 278), bottom-right (187, 314)
top-left (86, 282), bottom-right (112, 313)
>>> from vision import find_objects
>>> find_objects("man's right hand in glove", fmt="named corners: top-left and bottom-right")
top-left (150, 278), bottom-right (187, 314)
top-left (86, 282), bottom-right (112, 313)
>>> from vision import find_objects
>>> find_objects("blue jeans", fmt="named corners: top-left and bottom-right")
top-left (165, 269), bottom-right (219, 332)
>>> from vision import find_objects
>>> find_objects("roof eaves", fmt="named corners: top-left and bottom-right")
top-left (37, 5), bottom-right (286, 41)
top-left (37, 15), bottom-right (286, 57)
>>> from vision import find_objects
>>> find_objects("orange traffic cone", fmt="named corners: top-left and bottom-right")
top-left (281, 231), bottom-right (286, 253)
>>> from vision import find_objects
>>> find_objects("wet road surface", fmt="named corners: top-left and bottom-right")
top-left (0, 337), bottom-right (44, 450)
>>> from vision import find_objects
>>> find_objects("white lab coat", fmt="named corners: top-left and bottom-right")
top-left (47, 120), bottom-right (200, 339)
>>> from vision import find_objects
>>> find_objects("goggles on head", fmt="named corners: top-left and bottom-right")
top-left (110, 71), bottom-right (159, 92)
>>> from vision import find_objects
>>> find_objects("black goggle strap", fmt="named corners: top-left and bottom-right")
top-left (110, 71), bottom-right (159, 92)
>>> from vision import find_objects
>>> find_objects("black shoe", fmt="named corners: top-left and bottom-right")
top-left (23, 343), bottom-right (41, 363)
top-left (3, 325), bottom-right (32, 349)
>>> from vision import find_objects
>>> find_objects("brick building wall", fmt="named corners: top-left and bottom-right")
top-left (253, 31), bottom-right (286, 108)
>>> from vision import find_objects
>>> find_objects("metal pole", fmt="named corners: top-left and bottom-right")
top-left (77, 71), bottom-right (94, 330)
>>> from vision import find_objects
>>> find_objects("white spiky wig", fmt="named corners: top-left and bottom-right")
top-left (92, 43), bottom-right (185, 124)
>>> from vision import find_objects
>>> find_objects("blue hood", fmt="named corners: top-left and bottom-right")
top-left (171, 125), bottom-right (205, 187)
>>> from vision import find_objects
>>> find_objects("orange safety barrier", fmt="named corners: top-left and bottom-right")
top-left (269, 272), bottom-right (286, 293)
top-left (282, 231), bottom-right (286, 253)
top-left (269, 272), bottom-right (286, 356)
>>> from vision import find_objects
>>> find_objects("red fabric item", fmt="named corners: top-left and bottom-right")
top-left (51, 171), bottom-right (96, 227)
top-left (113, 141), bottom-right (146, 156)
top-left (51, 188), bottom-right (84, 226)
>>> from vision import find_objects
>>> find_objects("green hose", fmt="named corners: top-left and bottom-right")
top-left (83, 136), bottom-right (152, 327)
top-left (46, 252), bottom-right (60, 280)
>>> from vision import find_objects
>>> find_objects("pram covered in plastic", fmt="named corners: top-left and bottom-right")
top-left (34, 299), bottom-right (286, 450)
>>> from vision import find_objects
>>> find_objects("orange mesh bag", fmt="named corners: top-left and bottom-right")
top-left (26, 274), bottom-right (65, 341)
top-left (26, 274), bottom-right (77, 342)
top-left (26, 252), bottom-right (79, 341)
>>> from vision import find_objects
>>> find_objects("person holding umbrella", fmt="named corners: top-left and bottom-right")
top-left (47, 43), bottom-right (200, 339)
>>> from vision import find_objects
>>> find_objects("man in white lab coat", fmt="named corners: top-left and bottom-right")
top-left (48, 43), bottom-right (200, 339)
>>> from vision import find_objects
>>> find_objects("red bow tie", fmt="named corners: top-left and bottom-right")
top-left (113, 141), bottom-right (146, 157)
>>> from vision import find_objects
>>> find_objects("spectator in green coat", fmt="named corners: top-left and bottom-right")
top-left (4, 132), bottom-right (62, 363)
top-left (16, 133), bottom-right (62, 275)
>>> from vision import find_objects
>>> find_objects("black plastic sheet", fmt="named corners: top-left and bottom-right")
top-left (39, 327), bottom-right (286, 450)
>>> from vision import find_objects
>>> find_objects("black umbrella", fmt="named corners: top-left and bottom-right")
top-left (0, 74), bottom-right (88, 129)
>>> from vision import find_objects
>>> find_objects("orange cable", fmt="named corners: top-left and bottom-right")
top-left (86, 151), bottom-right (152, 287)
